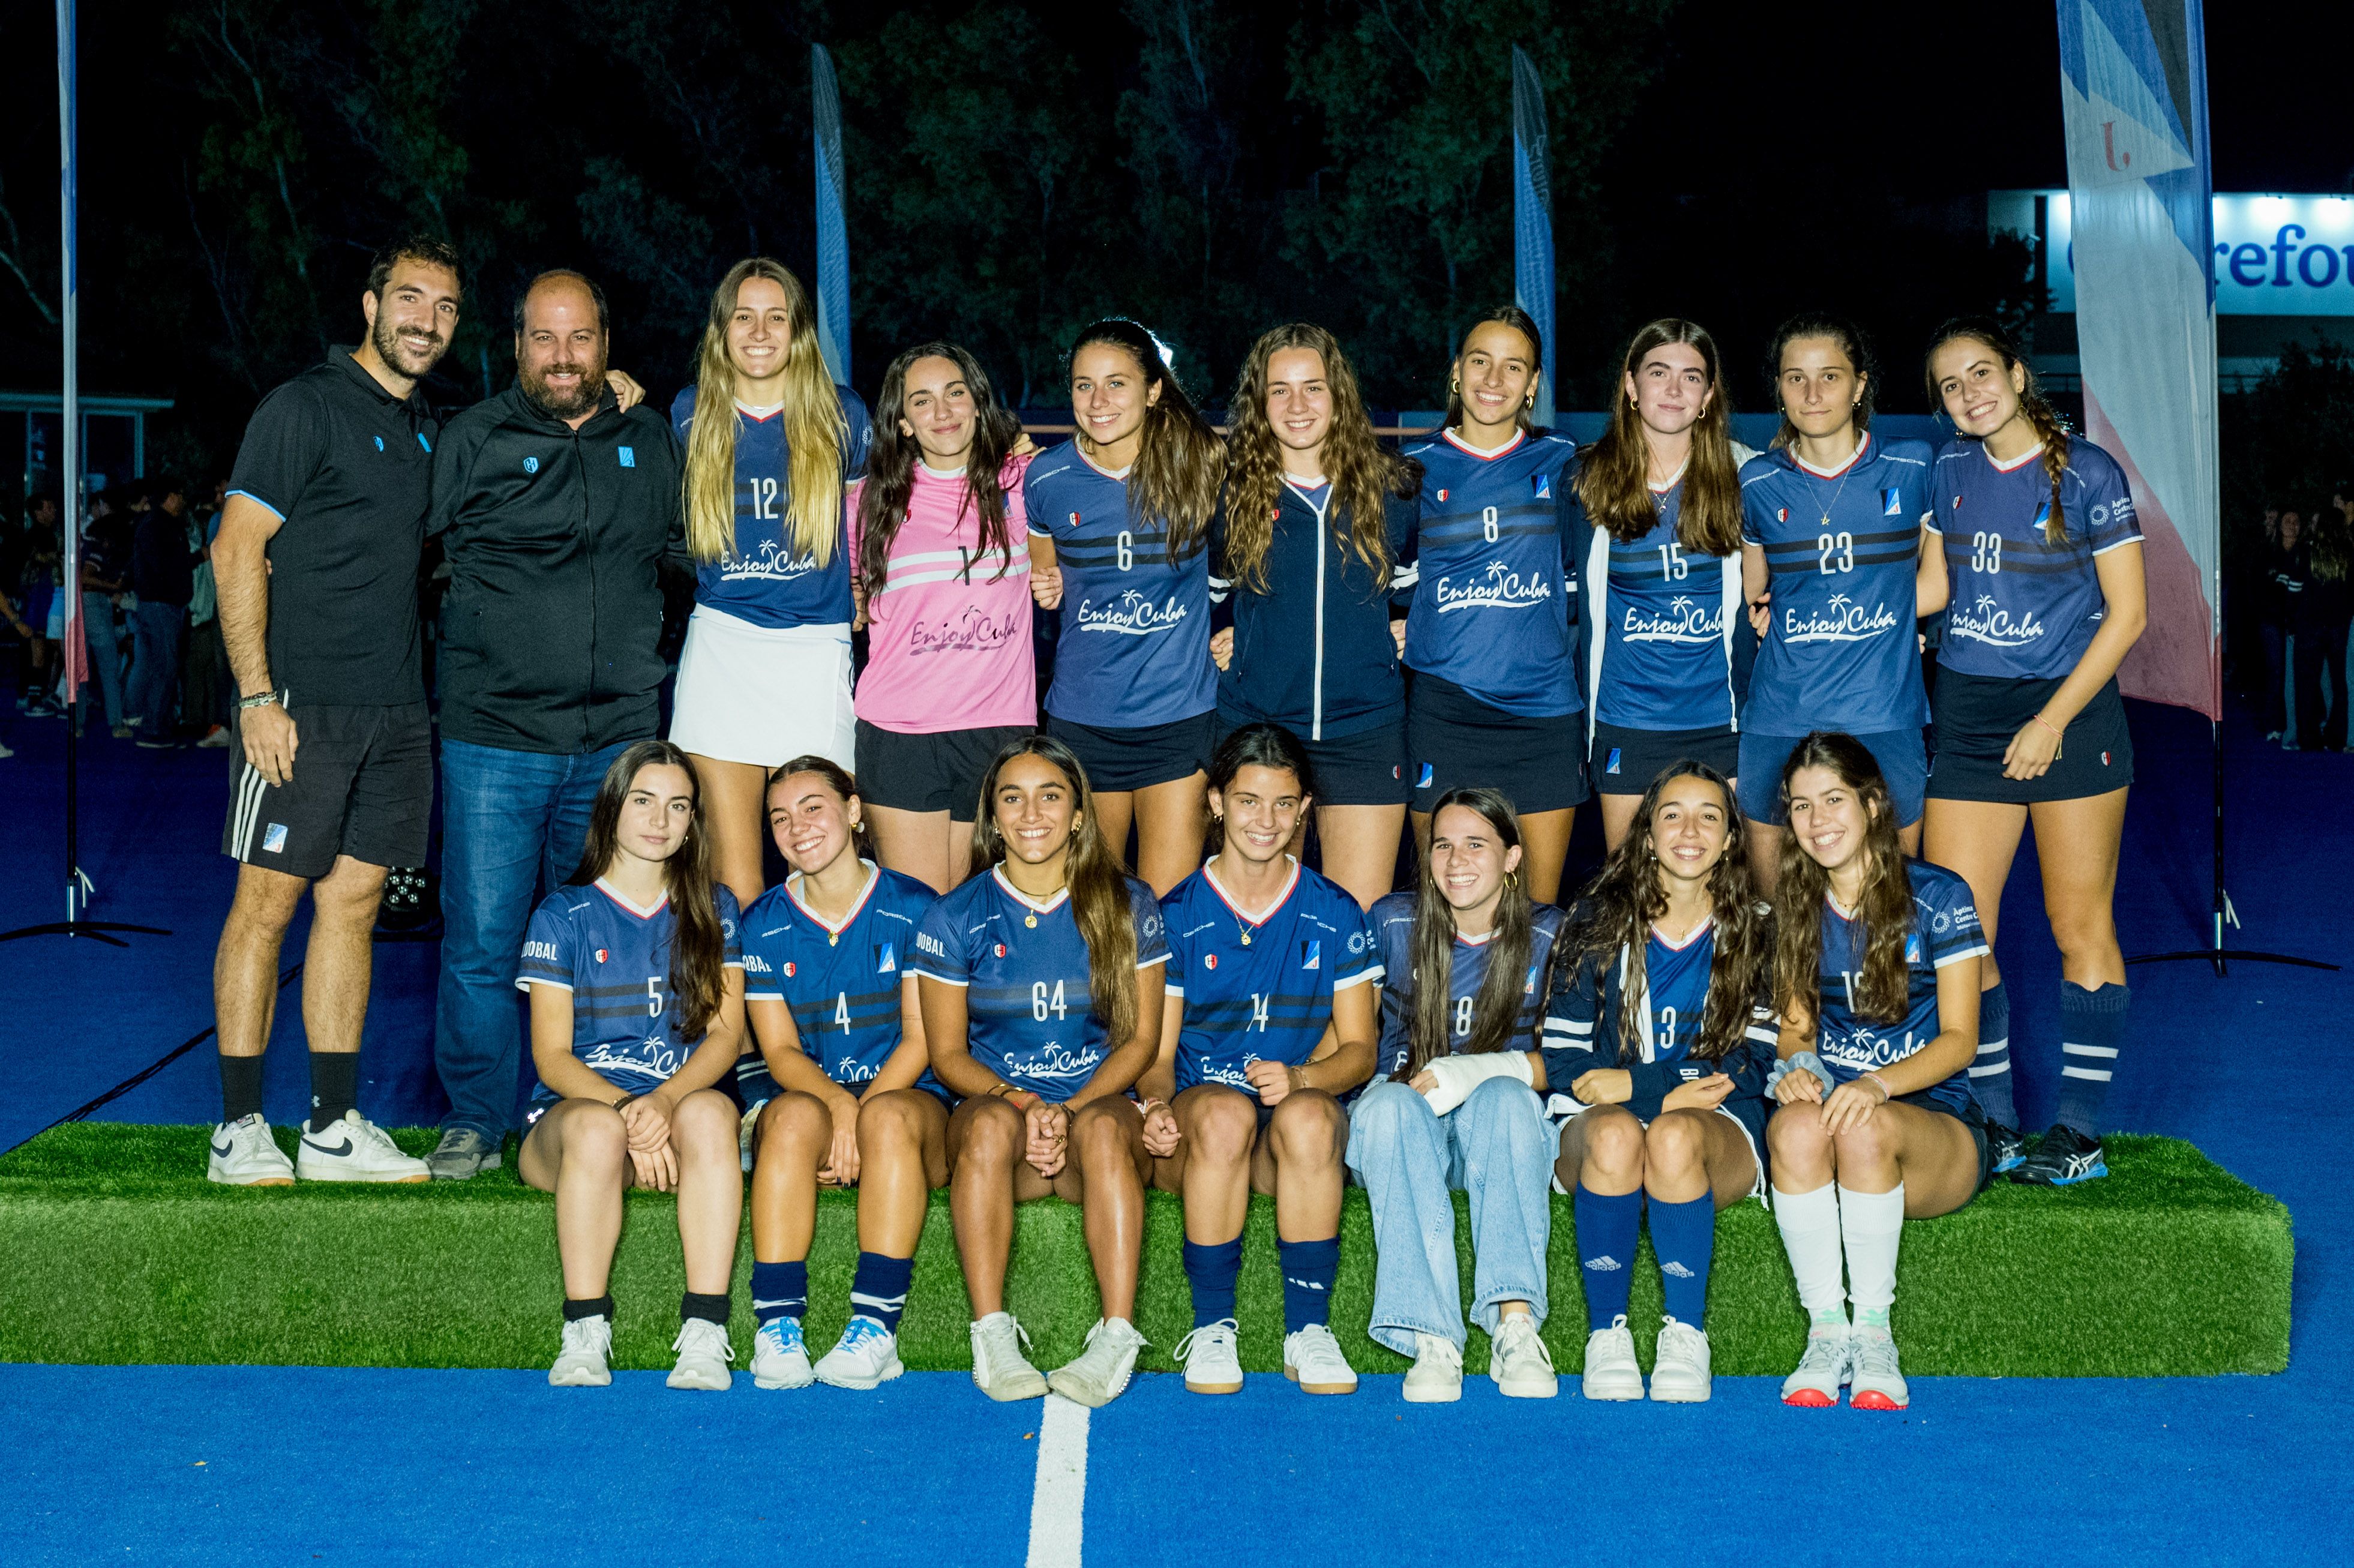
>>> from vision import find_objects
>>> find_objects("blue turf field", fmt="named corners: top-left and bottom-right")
top-left (1, 701), bottom-right (2349, 1565)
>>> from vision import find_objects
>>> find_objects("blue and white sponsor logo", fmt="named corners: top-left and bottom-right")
top-left (916, 931), bottom-right (947, 958)
top-left (417, 432), bottom-right (433, 453)
top-left (1783, 594), bottom-right (1901, 644)
top-left (262, 823), bottom-right (288, 855)
top-left (878, 942), bottom-right (896, 974)
top-left (1606, 747), bottom-right (1623, 775)
top-left (1882, 488), bottom-right (1904, 515)
top-left (1532, 474), bottom-right (1552, 500)
top-left (1621, 595), bottom-right (1724, 644)
top-left (617, 446), bottom-right (636, 469)
top-left (1012, 1044), bottom-right (1104, 1083)
top-left (832, 1057), bottom-right (880, 1084)
top-left (1947, 594), bottom-right (2047, 649)
top-left (1434, 560), bottom-right (1552, 615)
top-left (523, 940), bottom-right (561, 962)
top-left (1301, 940), bottom-right (1321, 972)
top-left (373, 436), bottom-right (385, 451)
top-left (1075, 590), bottom-right (1189, 637)
top-left (718, 538), bottom-right (821, 584)
top-left (1417, 763), bottom-right (1435, 789)
top-left (742, 954), bottom-right (773, 973)
top-left (523, 455), bottom-right (540, 474)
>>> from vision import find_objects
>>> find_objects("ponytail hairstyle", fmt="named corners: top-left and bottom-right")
top-left (1203, 720), bottom-right (1317, 857)
top-left (1770, 733), bottom-right (1912, 1029)
top-left (1220, 323), bottom-right (1421, 595)
top-left (1557, 761), bottom-right (1770, 1063)
top-left (968, 735), bottom-right (1141, 1052)
top-left (857, 341), bottom-right (1022, 596)
top-left (684, 258), bottom-right (847, 569)
top-left (1925, 316), bottom-right (2071, 546)
top-left (568, 739), bottom-right (726, 1044)
top-left (1441, 304), bottom-right (1544, 433)
top-left (1396, 787), bottom-right (1538, 1080)
top-left (1573, 317), bottom-right (1744, 556)
top-left (1766, 312), bottom-right (1876, 452)
top-left (764, 752), bottom-right (871, 867)
top-left (1066, 318), bottom-right (1223, 563)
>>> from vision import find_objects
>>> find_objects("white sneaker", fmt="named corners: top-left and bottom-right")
top-left (750, 1315), bottom-right (813, 1389)
top-left (1781, 1324), bottom-right (1853, 1408)
top-left (1489, 1313), bottom-right (1558, 1398)
top-left (206, 1113), bottom-right (293, 1186)
top-left (1649, 1315), bottom-right (1713, 1403)
top-left (814, 1315), bottom-right (904, 1390)
top-left (295, 1110), bottom-right (430, 1183)
top-left (1581, 1314), bottom-right (1644, 1401)
top-left (1174, 1318), bottom-right (1243, 1394)
top-left (970, 1311), bottom-right (1050, 1402)
top-left (1401, 1333), bottom-right (1462, 1403)
top-left (1848, 1325), bottom-right (1909, 1410)
top-left (549, 1315), bottom-right (613, 1387)
top-left (667, 1317), bottom-right (735, 1390)
top-left (1283, 1323), bottom-right (1357, 1395)
top-left (1047, 1317), bottom-right (1147, 1408)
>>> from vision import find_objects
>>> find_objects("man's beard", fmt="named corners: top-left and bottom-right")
top-left (371, 313), bottom-right (448, 379)
top-left (521, 356), bottom-right (608, 419)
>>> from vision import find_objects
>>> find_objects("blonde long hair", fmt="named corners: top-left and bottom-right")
top-left (683, 258), bottom-right (848, 567)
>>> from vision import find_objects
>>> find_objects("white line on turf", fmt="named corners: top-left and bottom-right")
top-left (1025, 1393), bottom-right (1090, 1568)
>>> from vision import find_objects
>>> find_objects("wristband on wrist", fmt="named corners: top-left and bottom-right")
top-left (238, 688), bottom-right (286, 711)
top-left (1861, 1070), bottom-right (1893, 1104)
top-left (611, 1092), bottom-right (637, 1113)
top-left (2031, 712), bottom-right (2064, 757)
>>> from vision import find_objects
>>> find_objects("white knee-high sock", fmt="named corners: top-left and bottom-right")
top-left (1837, 1183), bottom-right (1907, 1320)
top-left (1772, 1182), bottom-right (1846, 1321)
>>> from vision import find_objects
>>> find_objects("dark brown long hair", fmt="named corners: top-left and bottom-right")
top-left (1066, 318), bottom-right (1223, 563)
top-left (1442, 304), bottom-right (1543, 433)
top-left (856, 341), bottom-right (1023, 596)
top-left (1770, 733), bottom-right (1912, 1029)
top-left (568, 739), bottom-right (727, 1044)
top-left (1925, 316), bottom-right (2071, 546)
top-left (1767, 312), bottom-right (1876, 451)
top-left (1557, 761), bottom-right (1770, 1063)
top-left (1220, 323), bottom-right (1420, 594)
top-left (1395, 787), bottom-right (1538, 1080)
top-left (1203, 721), bottom-right (1317, 858)
top-left (1574, 318), bottom-right (1744, 556)
top-left (968, 734), bottom-right (1142, 1051)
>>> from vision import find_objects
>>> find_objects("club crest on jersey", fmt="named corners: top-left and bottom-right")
top-left (784, 961), bottom-right (796, 977)
top-left (877, 943), bottom-right (896, 975)
top-left (1301, 940), bottom-right (1321, 971)
top-left (1606, 747), bottom-right (1623, 775)
top-left (1532, 474), bottom-right (1552, 500)
top-left (373, 436), bottom-right (385, 451)
top-left (617, 446), bottom-right (635, 469)
top-left (1437, 488), bottom-right (1450, 502)
top-left (523, 455), bottom-right (540, 473)
top-left (1068, 511), bottom-right (1081, 527)
top-left (994, 943), bottom-right (1008, 958)
top-left (1204, 953), bottom-right (1218, 970)
top-left (594, 948), bottom-right (608, 963)
top-left (1882, 488), bottom-right (1903, 515)
top-left (1775, 506), bottom-right (1789, 523)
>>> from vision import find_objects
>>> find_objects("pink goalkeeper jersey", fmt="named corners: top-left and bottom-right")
top-left (851, 457), bottom-right (1036, 733)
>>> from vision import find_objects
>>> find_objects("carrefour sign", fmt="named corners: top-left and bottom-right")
top-left (1992, 191), bottom-right (2354, 316)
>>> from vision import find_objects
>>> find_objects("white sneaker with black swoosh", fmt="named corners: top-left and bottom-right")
top-left (295, 1110), bottom-right (430, 1183)
top-left (206, 1113), bottom-right (293, 1186)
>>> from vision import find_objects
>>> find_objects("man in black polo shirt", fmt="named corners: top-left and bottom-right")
top-left (425, 268), bottom-right (686, 1179)
top-left (203, 238), bottom-right (460, 1186)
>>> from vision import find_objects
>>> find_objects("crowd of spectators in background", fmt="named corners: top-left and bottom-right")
top-left (2254, 488), bottom-right (2354, 751)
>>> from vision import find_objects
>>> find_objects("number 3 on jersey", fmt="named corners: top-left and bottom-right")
top-left (1032, 980), bottom-right (1068, 1022)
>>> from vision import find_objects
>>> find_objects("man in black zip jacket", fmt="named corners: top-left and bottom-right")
top-left (424, 268), bottom-right (688, 1178)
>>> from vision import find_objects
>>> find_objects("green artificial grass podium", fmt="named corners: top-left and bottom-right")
top-left (0, 1125), bottom-right (2290, 1378)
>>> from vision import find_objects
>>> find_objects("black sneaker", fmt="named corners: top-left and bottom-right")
top-left (2010, 1123), bottom-right (2107, 1186)
top-left (1987, 1120), bottom-right (2026, 1174)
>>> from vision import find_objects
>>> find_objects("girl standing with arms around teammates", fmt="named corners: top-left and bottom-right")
top-left (670, 258), bottom-right (872, 910)
top-left (1027, 320), bottom-right (1224, 897)
top-left (1569, 320), bottom-right (1757, 850)
top-left (1738, 314), bottom-right (1934, 889)
top-left (1542, 762), bottom-right (1777, 1404)
top-left (737, 757), bottom-right (943, 1392)
top-left (1209, 325), bottom-right (1422, 909)
top-left (515, 740), bottom-right (748, 1391)
top-left (1918, 320), bottom-right (2146, 1183)
top-left (850, 343), bottom-right (1036, 892)
top-left (1141, 724), bottom-right (1384, 1397)
top-left (910, 736), bottom-right (1171, 1407)
top-left (1767, 734), bottom-right (1989, 1412)
top-left (1351, 788), bottom-right (1566, 1402)
top-left (1401, 307), bottom-right (1587, 903)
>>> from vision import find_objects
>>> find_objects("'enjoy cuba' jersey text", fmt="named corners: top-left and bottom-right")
top-left (1740, 434), bottom-right (1933, 735)
top-left (910, 867), bottom-right (1171, 1102)
top-left (1026, 440), bottom-right (1216, 728)
top-left (1401, 428), bottom-right (1582, 718)
top-left (1812, 859), bottom-right (1988, 1114)
top-left (1368, 891), bottom-right (1565, 1080)
top-left (1928, 438), bottom-right (2141, 680)
top-left (1162, 859), bottom-right (1382, 1095)
top-left (670, 386), bottom-right (874, 629)
top-left (739, 862), bottom-right (938, 1095)
top-left (1570, 469), bottom-right (1749, 736)
top-left (517, 880), bottom-right (743, 1102)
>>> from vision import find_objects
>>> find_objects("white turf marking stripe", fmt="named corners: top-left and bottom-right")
top-left (2061, 1043), bottom-right (2120, 1058)
top-left (2059, 1065), bottom-right (2113, 1081)
top-left (1025, 1393), bottom-right (1089, 1568)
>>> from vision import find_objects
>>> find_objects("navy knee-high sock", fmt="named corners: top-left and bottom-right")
top-left (751, 1260), bottom-right (806, 1327)
top-left (1648, 1194), bottom-right (1716, 1326)
top-left (1970, 980), bottom-right (2018, 1129)
top-left (1278, 1237), bottom-right (1340, 1333)
top-left (1183, 1237), bottom-right (1243, 1327)
top-left (1575, 1185), bottom-right (1642, 1330)
top-left (848, 1252), bottom-right (914, 1333)
top-left (2056, 982), bottom-right (2131, 1135)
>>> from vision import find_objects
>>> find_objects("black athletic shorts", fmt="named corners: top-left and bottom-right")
top-left (1211, 710), bottom-right (1412, 807)
top-left (1589, 720), bottom-right (1743, 796)
top-left (221, 701), bottom-right (431, 879)
top-left (854, 719), bottom-right (1034, 819)
top-left (1899, 1088), bottom-right (1993, 1197)
top-left (1407, 673), bottom-right (1589, 815)
top-left (1927, 669), bottom-right (2135, 804)
top-left (1045, 710), bottom-right (1214, 793)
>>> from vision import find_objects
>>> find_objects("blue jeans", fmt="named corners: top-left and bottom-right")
top-left (1345, 1077), bottom-right (1554, 1355)
top-left (81, 591), bottom-right (125, 730)
top-left (128, 601), bottom-right (185, 733)
top-left (434, 737), bottom-right (632, 1137)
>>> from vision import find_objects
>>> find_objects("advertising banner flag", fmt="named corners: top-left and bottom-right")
top-left (2056, 0), bottom-right (2217, 716)
top-left (1510, 46), bottom-right (1555, 430)
top-left (811, 43), bottom-right (850, 386)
